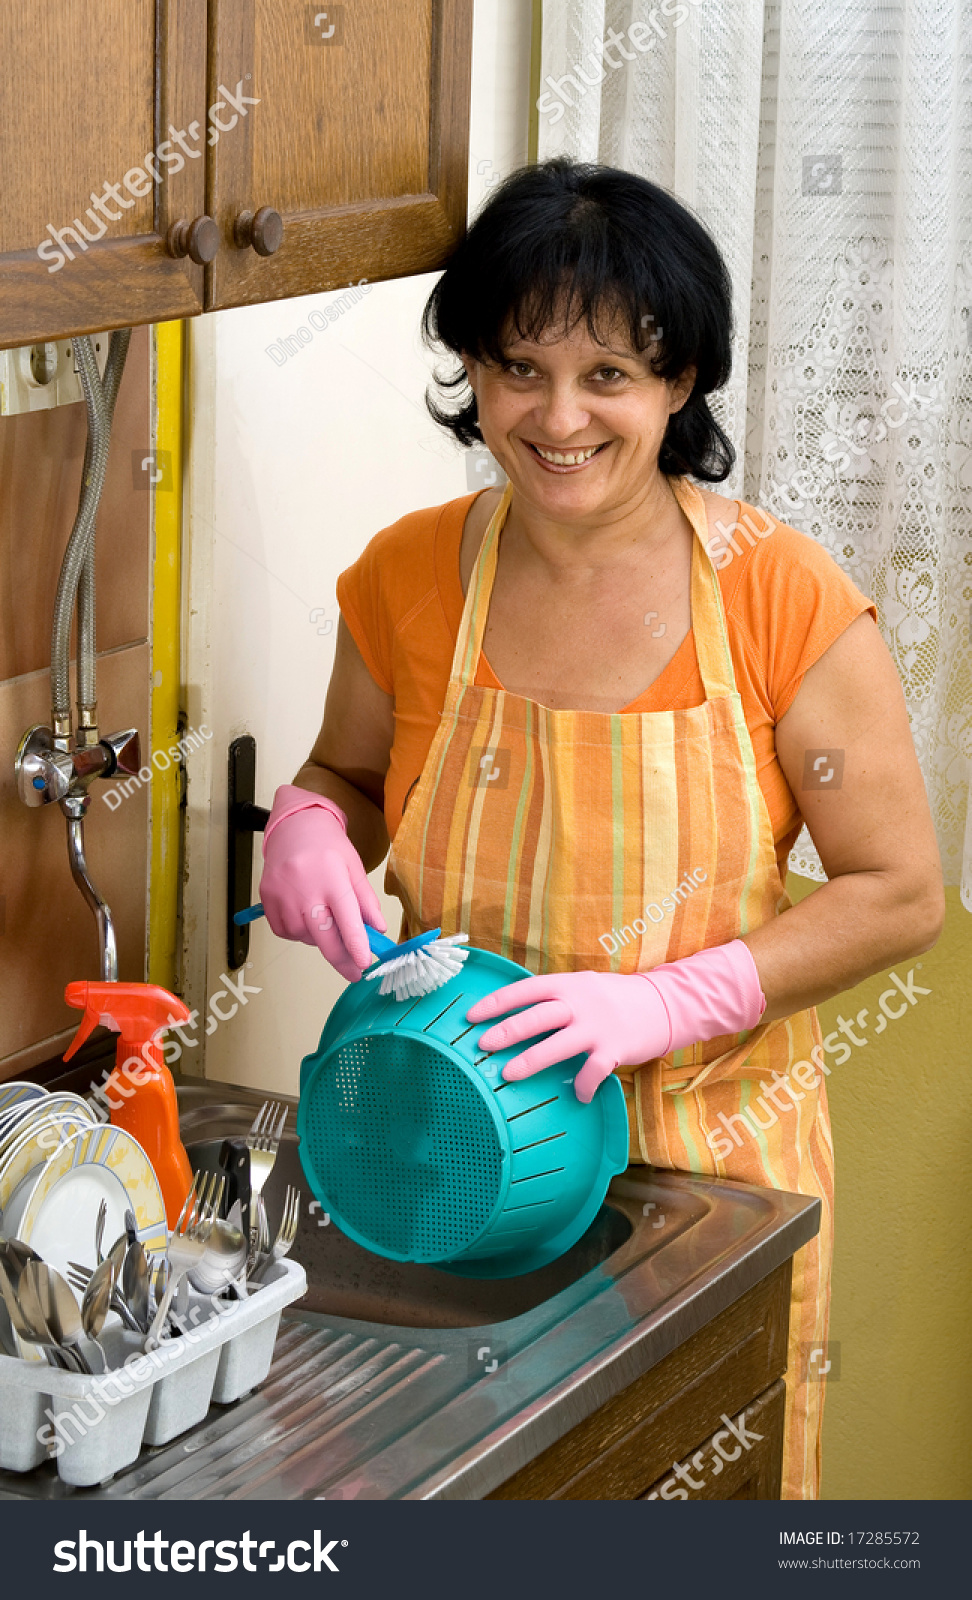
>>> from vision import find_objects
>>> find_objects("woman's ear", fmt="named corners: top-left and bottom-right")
top-left (461, 353), bottom-right (479, 389)
top-left (668, 364), bottom-right (697, 414)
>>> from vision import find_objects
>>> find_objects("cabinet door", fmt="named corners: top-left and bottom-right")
top-left (0, 0), bottom-right (209, 351)
top-left (206, 0), bottom-right (472, 311)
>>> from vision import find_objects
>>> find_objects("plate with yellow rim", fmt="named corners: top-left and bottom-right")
top-left (0, 1087), bottom-right (90, 1141)
top-left (0, 1094), bottom-right (96, 1197)
top-left (0, 1081), bottom-right (47, 1117)
top-left (4, 1122), bottom-right (167, 1285)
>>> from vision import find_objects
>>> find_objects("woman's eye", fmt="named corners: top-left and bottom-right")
top-left (506, 362), bottom-right (536, 377)
top-left (593, 367), bottom-right (625, 382)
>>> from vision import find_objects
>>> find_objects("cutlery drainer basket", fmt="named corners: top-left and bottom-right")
top-left (0, 1258), bottom-right (306, 1486)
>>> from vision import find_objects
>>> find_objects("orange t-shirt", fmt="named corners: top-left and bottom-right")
top-left (336, 490), bottom-right (877, 878)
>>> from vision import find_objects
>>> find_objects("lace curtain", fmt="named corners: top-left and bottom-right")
top-left (537, 0), bottom-right (972, 899)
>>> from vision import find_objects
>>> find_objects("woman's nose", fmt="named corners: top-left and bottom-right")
top-left (532, 382), bottom-right (592, 441)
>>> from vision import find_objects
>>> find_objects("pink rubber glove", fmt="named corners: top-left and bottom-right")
top-left (259, 784), bottom-right (386, 982)
top-left (466, 941), bottom-right (766, 1102)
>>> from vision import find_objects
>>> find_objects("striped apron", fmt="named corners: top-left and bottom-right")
top-left (386, 476), bottom-right (834, 1499)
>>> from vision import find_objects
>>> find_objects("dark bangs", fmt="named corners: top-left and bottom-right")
top-left (422, 158), bottom-right (735, 482)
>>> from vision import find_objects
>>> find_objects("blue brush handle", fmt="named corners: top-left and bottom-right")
top-left (234, 903), bottom-right (440, 964)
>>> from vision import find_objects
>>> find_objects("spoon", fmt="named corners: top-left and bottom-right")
top-left (188, 1202), bottom-right (247, 1295)
top-left (81, 1257), bottom-right (114, 1351)
top-left (17, 1262), bottom-right (84, 1371)
top-left (43, 1264), bottom-right (104, 1374)
top-left (123, 1237), bottom-right (152, 1333)
top-left (0, 1237), bottom-right (42, 1291)
top-left (0, 1254), bottom-right (36, 1357)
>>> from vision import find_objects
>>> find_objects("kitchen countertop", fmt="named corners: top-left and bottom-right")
top-left (0, 1076), bottom-right (820, 1501)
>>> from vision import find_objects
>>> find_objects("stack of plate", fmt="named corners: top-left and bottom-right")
top-left (0, 1082), bottom-right (167, 1302)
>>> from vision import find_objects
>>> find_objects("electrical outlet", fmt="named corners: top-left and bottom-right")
top-left (0, 336), bottom-right (110, 416)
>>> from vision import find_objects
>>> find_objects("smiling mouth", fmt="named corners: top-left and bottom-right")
top-left (525, 441), bottom-right (610, 469)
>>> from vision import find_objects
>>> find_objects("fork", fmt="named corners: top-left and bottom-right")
top-left (144, 1174), bottom-right (221, 1350)
top-left (250, 1185), bottom-right (301, 1283)
top-left (94, 1198), bottom-right (107, 1266)
top-left (245, 1100), bottom-right (288, 1256)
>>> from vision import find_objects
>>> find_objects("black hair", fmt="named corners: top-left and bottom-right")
top-left (422, 158), bottom-right (735, 482)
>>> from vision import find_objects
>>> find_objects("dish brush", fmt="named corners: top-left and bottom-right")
top-left (234, 904), bottom-right (469, 1001)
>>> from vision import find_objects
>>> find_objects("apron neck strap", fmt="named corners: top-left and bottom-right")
top-left (451, 483), bottom-right (512, 688)
top-left (451, 476), bottom-right (736, 700)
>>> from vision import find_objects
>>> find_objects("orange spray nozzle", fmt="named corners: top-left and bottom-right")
top-left (63, 981), bottom-right (192, 1060)
top-left (63, 980), bottom-right (195, 1228)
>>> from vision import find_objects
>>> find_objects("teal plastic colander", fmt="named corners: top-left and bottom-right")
top-left (297, 946), bottom-right (629, 1278)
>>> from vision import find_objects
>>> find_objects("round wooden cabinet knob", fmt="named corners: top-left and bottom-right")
top-left (165, 216), bottom-right (220, 264)
top-left (233, 206), bottom-right (284, 256)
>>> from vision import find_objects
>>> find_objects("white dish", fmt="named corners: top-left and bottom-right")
top-left (10, 1123), bottom-right (167, 1281)
top-left (0, 1107), bottom-right (96, 1212)
top-left (0, 1091), bottom-right (92, 1162)
top-left (0, 1089), bottom-right (95, 1157)
top-left (0, 1082), bottom-right (47, 1117)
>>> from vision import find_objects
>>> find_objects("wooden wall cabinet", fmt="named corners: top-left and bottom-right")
top-left (0, 0), bottom-right (472, 351)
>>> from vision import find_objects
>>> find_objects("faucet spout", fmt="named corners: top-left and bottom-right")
top-left (62, 802), bottom-right (118, 982)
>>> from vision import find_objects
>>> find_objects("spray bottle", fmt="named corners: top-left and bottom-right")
top-left (63, 980), bottom-right (193, 1227)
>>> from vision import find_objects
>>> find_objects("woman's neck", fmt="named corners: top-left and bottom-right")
top-left (502, 471), bottom-right (688, 577)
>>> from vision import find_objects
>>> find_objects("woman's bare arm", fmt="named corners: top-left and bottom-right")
top-left (291, 617), bottom-right (395, 872)
top-left (744, 612), bottom-right (945, 1022)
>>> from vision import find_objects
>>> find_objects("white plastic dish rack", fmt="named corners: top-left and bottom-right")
top-left (0, 1257), bottom-right (307, 1487)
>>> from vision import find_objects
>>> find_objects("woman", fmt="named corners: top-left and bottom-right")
top-left (260, 161), bottom-right (944, 1499)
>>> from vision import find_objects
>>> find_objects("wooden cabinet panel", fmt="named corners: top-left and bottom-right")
top-left (639, 1380), bottom-right (786, 1500)
top-left (0, 0), bottom-right (472, 346)
top-left (0, 0), bottom-right (209, 350)
top-left (489, 1261), bottom-right (791, 1500)
top-left (206, 0), bottom-right (472, 310)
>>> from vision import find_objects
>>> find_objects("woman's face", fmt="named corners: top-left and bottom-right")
top-left (462, 315), bottom-right (695, 523)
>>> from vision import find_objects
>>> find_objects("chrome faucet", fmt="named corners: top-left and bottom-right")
top-left (14, 329), bottom-right (136, 984)
top-left (15, 723), bottom-right (142, 982)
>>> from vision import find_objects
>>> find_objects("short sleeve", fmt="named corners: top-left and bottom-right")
top-left (336, 541), bottom-right (394, 694)
top-left (724, 507), bottom-right (879, 723)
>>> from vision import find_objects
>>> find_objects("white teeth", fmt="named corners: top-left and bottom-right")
top-left (533, 444), bottom-right (602, 466)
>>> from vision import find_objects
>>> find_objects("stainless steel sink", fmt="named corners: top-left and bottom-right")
top-left (187, 1123), bottom-right (633, 1329)
top-left (0, 1073), bottom-right (819, 1501)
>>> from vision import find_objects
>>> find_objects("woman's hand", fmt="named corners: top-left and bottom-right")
top-left (259, 787), bottom-right (386, 982)
top-left (466, 942), bottom-right (766, 1101)
top-left (467, 971), bottom-right (673, 1102)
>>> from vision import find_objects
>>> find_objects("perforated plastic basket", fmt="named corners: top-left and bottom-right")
top-left (297, 946), bottom-right (629, 1278)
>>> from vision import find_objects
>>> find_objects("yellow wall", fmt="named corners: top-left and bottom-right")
top-left (788, 876), bottom-right (972, 1499)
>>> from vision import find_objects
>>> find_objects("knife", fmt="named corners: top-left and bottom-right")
top-left (219, 1137), bottom-right (251, 1240)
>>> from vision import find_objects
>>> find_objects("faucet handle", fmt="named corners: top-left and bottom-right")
top-left (15, 724), bottom-right (73, 806)
top-left (101, 728), bottom-right (141, 777)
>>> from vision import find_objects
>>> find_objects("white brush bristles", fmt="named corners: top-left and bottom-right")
top-left (364, 933), bottom-right (470, 1001)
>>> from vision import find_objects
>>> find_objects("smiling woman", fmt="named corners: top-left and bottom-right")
top-left (422, 157), bottom-right (734, 483)
top-left (259, 159), bottom-right (945, 1501)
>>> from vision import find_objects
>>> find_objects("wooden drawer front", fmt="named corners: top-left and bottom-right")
top-left (489, 1260), bottom-right (791, 1500)
top-left (639, 1379), bottom-right (786, 1500)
